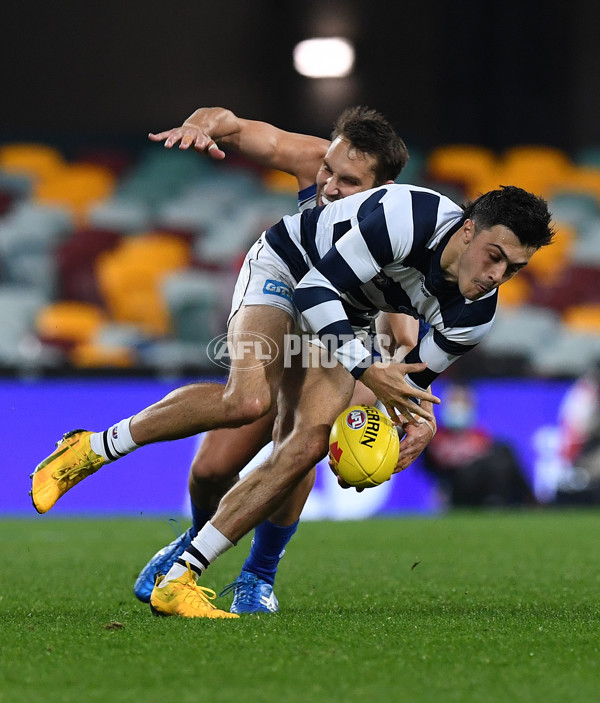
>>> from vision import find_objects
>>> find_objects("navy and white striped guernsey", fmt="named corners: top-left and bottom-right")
top-left (264, 183), bottom-right (497, 392)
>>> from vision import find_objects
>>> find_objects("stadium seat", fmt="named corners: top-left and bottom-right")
top-left (34, 163), bottom-right (116, 223)
top-left (0, 143), bottom-right (65, 182)
top-left (138, 338), bottom-right (212, 372)
top-left (0, 201), bottom-right (73, 257)
top-left (499, 145), bottom-right (573, 197)
top-left (395, 145), bottom-right (425, 185)
top-left (570, 235), bottom-right (600, 266)
top-left (479, 305), bottom-right (562, 359)
top-left (531, 264), bottom-right (600, 313)
top-left (35, 301), bottom-right (108, 350)
top-left (0, 284), bottom-right (50, 365)
top-left (548, 192), bottom-right (599, 231)
top-left (562, 304), bottom-right (600, 335)
top-left (70, 342), bottom-right (136, 368)
top-left (161, 269), bottom-right (229, 344)
top-left (532, 328), bottom-right (600, 377)
top-left (497, 273), bottom-right (531, 308)
top-left (95, 233), bottom-right (192, 335)
top-left (426, 144), bottom-right (497, 193)
top-left (55, 228), bottom-right (122, 303)
top-left (0, 169), bottom-right (33, 199)
top-left (550, 167), bottom-right (600, 201)
top-left (525, 223), bottom-right (575, 285)
top-left (88, 196), bottom-right (153, 233)
top-left (0, 189), bottom-right (15, 215)
top-left (69, 321), bottom-right (151, 369)
top-left (115, 145), bottom-right (212, 207)
top-left (4, 251), bottom-right (58, 298)
top-left (117, 231), bottom-right (192, 267)
top-left (263, 169), bottom-right (298, 194)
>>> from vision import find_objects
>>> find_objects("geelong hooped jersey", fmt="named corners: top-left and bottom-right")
top-left (265, 183), bottom-right (498, 391)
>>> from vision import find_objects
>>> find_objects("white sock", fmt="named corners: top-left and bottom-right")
top-left (159, 522), bottom-right (234, 586)
top-left (90, 417), bottom-right (139, 462)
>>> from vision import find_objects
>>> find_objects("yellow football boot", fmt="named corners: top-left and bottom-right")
top-left (150, 565), bottom-right (239, 619)
top-left (30, 430), bottom-right (106, 514)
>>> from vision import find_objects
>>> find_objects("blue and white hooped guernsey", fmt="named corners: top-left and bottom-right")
top-left (265, 183), bottom-right (497, 392)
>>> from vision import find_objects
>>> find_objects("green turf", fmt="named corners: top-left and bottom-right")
top-left (2, 511), bottom-right (600, 703)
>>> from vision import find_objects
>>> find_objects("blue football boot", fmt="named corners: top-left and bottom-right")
top-left (134, 527), bottom-right (194, 603)
top-left (219, 570), bottom-right (279, 614)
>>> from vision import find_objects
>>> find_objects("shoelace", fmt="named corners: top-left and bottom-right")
top-left (219, 574), bottom-right (259, 602)
top-left (181, 583), bottom-right (219, 611)
top-left (51, 435), bottom-right (100, 482)
top-left (176, 567), bottom-right (219, 611)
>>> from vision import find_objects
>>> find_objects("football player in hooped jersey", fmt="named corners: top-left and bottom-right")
top-left (34, 107), bottom-right (426, 616)
top-left (32, 174), bottom-right (555, 618)
top-left (133, 107), bottom-right (425, 614)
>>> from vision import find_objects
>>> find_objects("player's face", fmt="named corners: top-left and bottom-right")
top-left (455, 222), bottom-right (536, 301)
top-left (316, 137), bottom-right (380, 205)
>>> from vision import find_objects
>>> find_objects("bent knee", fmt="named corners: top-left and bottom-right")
top-left (286, 429), bottom-right (330, 472)
top-left (222, 391), bottom-right (274, 427)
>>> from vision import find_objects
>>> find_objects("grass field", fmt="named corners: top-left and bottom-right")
top-left (2, 511), bottom-right (600, 703)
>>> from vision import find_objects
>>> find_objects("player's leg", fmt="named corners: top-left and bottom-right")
top-left (150, 350), bottom-right (355, 617)
top-left (188, 412), bottom-right (276, 517)
top-left (223, 468), bottom-right (315, 613)
top-left (30, 304), bottom-right (293, 514)
top-left (138, 376), bottom-right (370, 608)
top-left (221, 369), bottom-right (375, 612)
top-left (133, 413), bottom-right (276, 603)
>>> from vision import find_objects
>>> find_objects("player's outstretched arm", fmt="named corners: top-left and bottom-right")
top-left (149, 106), bottom-right (329, 188)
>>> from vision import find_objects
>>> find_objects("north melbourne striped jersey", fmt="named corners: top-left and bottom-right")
top-left (264, 184), bottom-right (498, 391)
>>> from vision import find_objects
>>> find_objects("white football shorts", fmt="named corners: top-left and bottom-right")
top-left (228, 235), bottom-right (300, 324)
top-left (228, 234), bottom-right (382, 364)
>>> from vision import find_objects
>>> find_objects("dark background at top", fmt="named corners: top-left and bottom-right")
top-left (2, 0), bottom-right (599, 154)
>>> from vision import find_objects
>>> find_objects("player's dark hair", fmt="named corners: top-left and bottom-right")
top-left (463, 185), bottom-right (555, 249)
top-left (331, 106), bottom-right (409, 184)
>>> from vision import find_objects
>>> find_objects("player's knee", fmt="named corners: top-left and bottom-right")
top-left (190, 455), bottom-right (235, 483)
top-left (223, 390), bottom-right (274, 426)
top-left (290, 428), bottom-right (329, 471)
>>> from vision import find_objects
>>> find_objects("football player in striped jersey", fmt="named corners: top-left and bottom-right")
top-left (135, 106), bottom-right (421, 614)
top-left (32, 131), bottom-right (554, 619)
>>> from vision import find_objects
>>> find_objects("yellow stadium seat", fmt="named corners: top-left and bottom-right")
top-left (525, 223), bottom-right (576, 285)
top-left (465, 168), bottom-right (507, 199)
top-left (34, 163), bottom-right (116, 223)
top-left (500, 145), bottom-right (573, 197)
top-left (263, 169), bottom-right (298, 194)
top-left (95, 234), bottom-right (192, 335)
top-left (35, 301), bottom-right (107, 346)
top-left (427, 145), bottom-right (498, 191)
top-left (562, 304), bottom-right (600, 335)
top-left (70, 342), bottom-right (135, 368)
top-left (0, 143), bottom-right (65, 182)
top-left (119, 232), bottom-right (192, 268)
top-left (497, 274), bottom-right (531, 308)
top-left (503, 145), bottom-right (571, 170)
top-left (549, 167), bottom-right (600, 200)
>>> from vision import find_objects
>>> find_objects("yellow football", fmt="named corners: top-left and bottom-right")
top-left (328, 405), bottom-right (400, 489)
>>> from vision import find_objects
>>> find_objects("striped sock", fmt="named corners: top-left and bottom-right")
top-left (90, 417), bottom-right (138, 462)
top-left (160, 522), bottom-right (234, 585)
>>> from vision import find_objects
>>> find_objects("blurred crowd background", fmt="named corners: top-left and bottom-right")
top-left (3, 0), bottom-right (600, 513)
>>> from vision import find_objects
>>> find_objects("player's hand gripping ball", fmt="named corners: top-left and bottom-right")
top-left (329, 405), bottom-right (400, 489)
